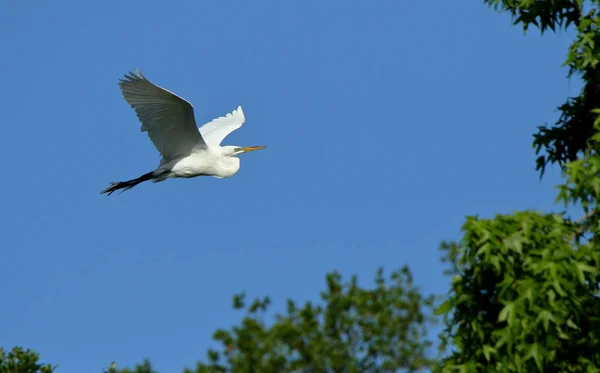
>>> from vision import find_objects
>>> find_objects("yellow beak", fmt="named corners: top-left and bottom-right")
top-left (241, 145), bottom-right (266, 153)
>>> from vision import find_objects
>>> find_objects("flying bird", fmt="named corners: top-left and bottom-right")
top-left (101, 70), bottom-right (266, 195)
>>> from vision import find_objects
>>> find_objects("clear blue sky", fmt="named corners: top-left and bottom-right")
top-left (0, 1), bottom-right (576, 372)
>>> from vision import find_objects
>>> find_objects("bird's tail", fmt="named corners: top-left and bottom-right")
top-left (100, 171), bottom-right (156, 196)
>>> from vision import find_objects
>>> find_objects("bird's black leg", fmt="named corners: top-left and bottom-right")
top-left (100, 171), bottom-right (156, 196)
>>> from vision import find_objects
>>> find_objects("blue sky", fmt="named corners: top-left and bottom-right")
top-left (0, 1), bottom-right (577, 372)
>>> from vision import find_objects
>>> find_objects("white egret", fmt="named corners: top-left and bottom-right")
top-left (101, 70), bottom-right (266, 195)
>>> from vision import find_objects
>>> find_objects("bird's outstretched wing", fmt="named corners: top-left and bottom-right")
top-left (119, 70), bottom-right (206, 161)
top-left (199, 106), bottom-right (246, 146)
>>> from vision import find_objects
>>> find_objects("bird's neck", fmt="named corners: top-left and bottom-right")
top-left (218, 156), bottom-right (241, 178)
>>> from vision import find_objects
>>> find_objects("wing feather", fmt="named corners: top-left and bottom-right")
top-left (199, 106), bottom-right (246, 146)
top-left (119, 70), bottom-right (206, 161)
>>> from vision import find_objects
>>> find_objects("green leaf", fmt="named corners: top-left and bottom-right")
top-left (552, 280), bottom-right (567, 297)
top-left (536, 310), bottom-right (557, 331)
top-left (566, 318), bottom-right (580, 330)
top-left (482, 345), bottom-right (495, 362)
top-left (577, 262), bottom-right (596, 275)
top-left (526, 343), bottom-right (544, 372)
top-left (498, 302), bottom-right (514, 323)
top-left (503, 233), bottom-right (523, 255)
top-left (490, 256), bottom-right (501, 273)
top-left (434, 299), bottom-right (453, 316)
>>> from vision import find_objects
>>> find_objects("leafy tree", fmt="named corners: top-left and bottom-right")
top-left (9, 266), bottom-right (437, 373)
top-left (105, 359), bottom-right (157, 373)
top-left (436, 1), bottom-right (600, 372)
top-left (437, 213), bottom-right (600, 372)
top-left (0, 347), bottom-right (54, 373)
top-left (183, 267), bottom-right (437, 373)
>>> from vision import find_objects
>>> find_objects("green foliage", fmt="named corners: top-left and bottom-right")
top-left (483, 0), bottom-right (581, 33)
top-left (187, 267), bottom-right (437, 373)
top-left (435, 1), bottom-right (600, 372)
top-left (0, 347), bottom-right (54, 373)
top-left (438, 212), bottom-right (600, 372)
top-left (104, 359), bottom-right (157, 373)
top-left (486, 0), bottom-right (600, 177)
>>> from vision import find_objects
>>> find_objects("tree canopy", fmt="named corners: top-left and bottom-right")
top-left (0, 347), bottom-right (54, 373)
top-left (186, 268), bottom-right (436, 373)
top-left (435, 1), bottom-right (600, 372)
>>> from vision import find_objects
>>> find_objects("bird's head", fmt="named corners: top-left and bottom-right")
top-left (222, 145), bottom-right (266, 157)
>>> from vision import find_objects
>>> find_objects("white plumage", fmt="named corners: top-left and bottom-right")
top-left (199, 106), bottom-right (246, 147)
top-left (101, 69), bottom-right (265, 195)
